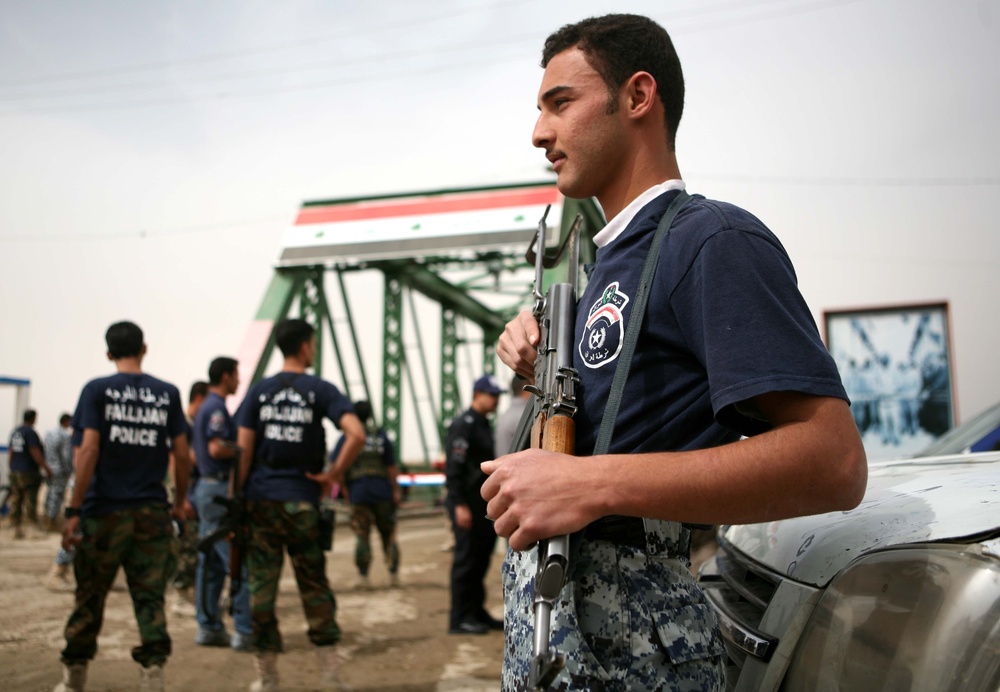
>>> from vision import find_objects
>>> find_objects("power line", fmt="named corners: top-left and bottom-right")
top-left (0, 0), bottom-right (536, 88)
top-left (690, 172), bottom-right (1000, 186)
top-left (0, 49), bottom-right (531, 116)
top-left (675, 0), bottom-right (862, 34)
top-left (0, 0), bottom-right (863, 114)
top-left (0, 213), bottom-right (289, 243)
top-left (0, 32), bottom-right (540, 104)
top-left (6, 167), bottom-right (995, 246)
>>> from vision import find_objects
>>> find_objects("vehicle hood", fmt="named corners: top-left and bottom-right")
top-left (721, 451), bottom-right (1000, 587)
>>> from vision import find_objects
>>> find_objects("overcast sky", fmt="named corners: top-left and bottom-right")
top-left (2, 0), bottom-right (998, 459)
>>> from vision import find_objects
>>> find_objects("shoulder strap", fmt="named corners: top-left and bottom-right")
top-left (592, 190), bottom-right (690, 455)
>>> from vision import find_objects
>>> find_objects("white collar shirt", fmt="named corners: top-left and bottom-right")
top-left (592, 179), bottom-right (686, 248)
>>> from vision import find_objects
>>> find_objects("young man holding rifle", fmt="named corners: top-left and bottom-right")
top-left (486, 14), bottom-right (867, 691)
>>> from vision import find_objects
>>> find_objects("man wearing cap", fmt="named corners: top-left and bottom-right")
top-left (444, 374), bottom-right (503, 635)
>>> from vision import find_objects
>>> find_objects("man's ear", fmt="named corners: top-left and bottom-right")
top-left (106, 351), bottom-right (114, 362)
top-left (624, 71), bottom-right (658, 120)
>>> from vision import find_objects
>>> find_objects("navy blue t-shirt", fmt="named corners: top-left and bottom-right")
top-left (444, 408), bottom-right (494, 512)
top-left (331, 427), bottom-right (396, 505)
top-left (74, 372), bottom-right (186, 515)
top-left (8, 424), bottom-right (42, 474)
top-left (193, 392), bottom-right (236, 478)
top-left (238, 372), bottom-right (353, 504)
top-left (574, 190), bottom-right (847, 456)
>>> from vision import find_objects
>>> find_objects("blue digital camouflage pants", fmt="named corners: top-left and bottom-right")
top-left (351, 500), bottom-right (399, 577)
top-left (44, 472), bottom-right (72, 520)
top-left (61, 505), bottom-right (176, 667)
top-left (247, 500), bottom-right (341, 652)
top-left (501, 520), bottom-right (726, 691)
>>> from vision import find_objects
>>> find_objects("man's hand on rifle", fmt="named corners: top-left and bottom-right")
top-left (481, 450), bottom-right (602, 551)
top-left (497, 310), bottom-right (540, 380)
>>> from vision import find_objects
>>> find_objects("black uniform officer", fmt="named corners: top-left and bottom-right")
top-left (445, 374), bottom-right (503, 634)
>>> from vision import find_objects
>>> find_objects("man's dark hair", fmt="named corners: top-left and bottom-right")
top-left (189, 381), bottom-right (209, 403)
top-left (105, 321), bottom-right (144, 359)
top-left (23, 409), bottom-right (37, 424)
top-left (353, 400), bottom-right (373, 423)
top-left (541, 13), bottom-right (684, 149)
top-left (59, 413), bottom-right (71, 425)
top-left (274, 319), bottom-right (315, 358)
top-left (208, 357), bottom-right (238, 385)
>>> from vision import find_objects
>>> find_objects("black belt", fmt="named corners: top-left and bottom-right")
top-left (583, 516), bottom-right (691, 557)
top-left (584, 516), bottom-right (648, 548)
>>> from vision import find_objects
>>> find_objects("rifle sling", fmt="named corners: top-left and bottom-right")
top-left (508, 396), bottom-right (539, 455)
top-left (593, 189), bottom-right (690, 455)
top-left (509, 191), bottom-right (690, 459)
top-left (568, 190), bottom-right (690, 566)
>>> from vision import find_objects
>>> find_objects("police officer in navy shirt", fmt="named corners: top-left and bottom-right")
top-left (236, 318), bottom-right (365, 692)
top-left (56, 320), bottom-right (190, 692)
top-left (488, 14), bottom-right (868, 690)
top-left (7, 408), bottom-right (52, 538)
top-left (191, 356), bottom-right (252, 650)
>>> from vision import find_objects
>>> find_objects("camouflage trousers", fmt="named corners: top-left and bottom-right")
top-left (9, 470), bottom-right (42, 527)
top-left (351, 501), bottom-right (399, 577)
top-left (62, 504), bottom-right (176, 667)
top-left (170, 514), bottom-right (199, 590)
top-left (501, 521), bottom-right (726, 691)
top-left (247, 500), bottom-right (341, 652)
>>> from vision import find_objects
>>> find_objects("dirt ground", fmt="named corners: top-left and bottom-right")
top-left (0, 509), bottom-right (718, 692)
top-left (0, 509), bottom-right (506, 692)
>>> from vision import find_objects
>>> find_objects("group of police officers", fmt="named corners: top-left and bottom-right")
top-left (39, 318), bottom-right (380, 692)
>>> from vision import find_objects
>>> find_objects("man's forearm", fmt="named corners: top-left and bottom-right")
top-left (69, 446), bottom-right (98, 509)
top-left (31, 448), bottom-right (52, 475)
top-left (236, 427), bottom-right (255, 491)
top-left (172, 438), bottom-right (191, 505)
top-left (483, 394), bottom-right (868, 551)
top-left (330, 435), bottom-right (364, 478)
top-left (207, 438), bottom-right (238, 460)
top-left (328, 414), bottom-right (366, 479)
top-left (580, 399), bottom-right (866, 525)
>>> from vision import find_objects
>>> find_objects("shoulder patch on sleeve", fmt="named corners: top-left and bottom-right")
top-left (208, 409), bottom-right (226, 433)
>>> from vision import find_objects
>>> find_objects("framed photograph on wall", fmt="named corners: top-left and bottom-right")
top-left (824, 302), bottom-right (955, 461)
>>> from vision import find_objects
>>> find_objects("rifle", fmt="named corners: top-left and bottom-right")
top-left (195, 441), bottom-right (248, 617)
top-left (523, 206), bottom-right (583, 691)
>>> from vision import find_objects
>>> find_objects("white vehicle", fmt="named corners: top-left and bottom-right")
top-left (699, 403), bottom-right (1000, 691)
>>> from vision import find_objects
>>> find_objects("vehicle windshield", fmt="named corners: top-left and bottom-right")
top-left (917, 400), bottom-right (1000, 456)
